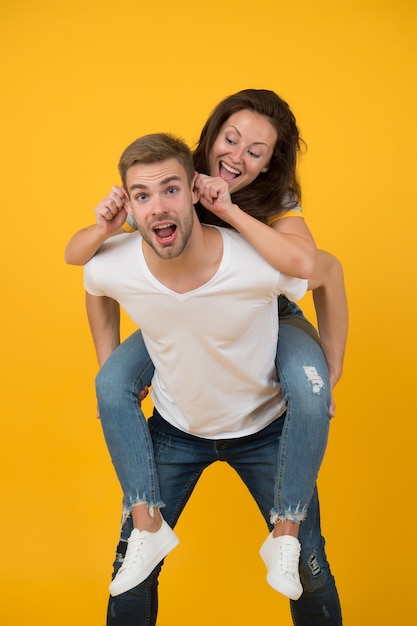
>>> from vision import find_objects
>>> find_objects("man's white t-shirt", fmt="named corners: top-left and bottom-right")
top-left (84, 227), bottom-right (307, 439)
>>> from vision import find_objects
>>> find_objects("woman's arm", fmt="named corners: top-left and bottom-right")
top-left (308, 250), bottom-right (348, 388)
top-left (226, 212), bottom-right (315, 279)
top-left (194, 174), bottom-right (316, 278)
top-left (64, 186), bottom-right (128, 265)
top-left (194, 174), bottom-right (348, 384)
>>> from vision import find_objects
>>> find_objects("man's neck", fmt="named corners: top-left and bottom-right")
top-left (143, 224), bottom-right (223, 294)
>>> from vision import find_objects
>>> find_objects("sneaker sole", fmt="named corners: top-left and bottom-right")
top-left (266, 571), bottom-right (303, 600)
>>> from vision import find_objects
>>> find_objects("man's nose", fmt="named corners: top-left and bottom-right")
top-left (150, 195), bottom-right (165, 214)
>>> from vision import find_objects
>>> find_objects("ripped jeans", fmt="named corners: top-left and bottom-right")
top-left (96, 296), bottom-right (331, 522)
top-left (107, 412), bottom-right (342, 626)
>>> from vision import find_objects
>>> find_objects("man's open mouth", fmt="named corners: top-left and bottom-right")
top-left (153, 223), bottom-right (177, 242)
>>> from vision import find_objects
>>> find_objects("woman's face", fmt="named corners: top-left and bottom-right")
top-left (208, 109), bottom-right (278, 194)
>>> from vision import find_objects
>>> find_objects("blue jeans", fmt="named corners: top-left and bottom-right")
top-left (96, 297), bottom-right (331, 521)
top-left (106, 412), bottom-right (342, 625)
top-left (273, 297), bottom-right (330, 521)
top-left (97, 331), bottom-right (159, 512)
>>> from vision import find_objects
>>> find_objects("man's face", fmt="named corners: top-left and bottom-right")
top-left (125, 158), bottom-right (197, 260)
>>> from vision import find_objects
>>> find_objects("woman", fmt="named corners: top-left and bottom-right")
top-left (65, 89), bottom-right (347, 601)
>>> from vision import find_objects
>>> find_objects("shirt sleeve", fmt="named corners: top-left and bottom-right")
top-left (268, 210), bottom-right (304, 226)
top-left (122, 214), bottom-right (138, 232)
top-left (275, 274), bottom-right (308, 303)
top-left (83, 258), bottom-right (106, 296)
top-left (267, 192), bottom-right (303, 226)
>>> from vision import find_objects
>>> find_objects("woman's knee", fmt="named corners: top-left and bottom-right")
top-left (96, 332), bottom-right (154, 400)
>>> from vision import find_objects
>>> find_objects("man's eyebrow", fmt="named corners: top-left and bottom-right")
top-left (160, 175), bottom-right (182, 185)
top-left (129, 175), bottom-right (182, 192)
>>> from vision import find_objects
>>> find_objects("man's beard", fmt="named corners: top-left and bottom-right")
top-left (139, 210), bottom-right (194, 260)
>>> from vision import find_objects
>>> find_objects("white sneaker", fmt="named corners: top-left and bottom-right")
top-left (109, 518), bottom-right (179, 597)
top-left (259, 533), bottom-right (303, 600)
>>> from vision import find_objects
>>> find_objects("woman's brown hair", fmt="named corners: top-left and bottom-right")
top-left (193, 89), bottom-right (305, 225)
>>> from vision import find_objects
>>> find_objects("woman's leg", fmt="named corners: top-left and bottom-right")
top-left (259, 297), bottom-right (331, 599)
top-left (96, 331), bottom-right (179, 596)
top-left (272, 296), bottom-right (331, 524)
top-left (95, 329), bottom-right (161, 513)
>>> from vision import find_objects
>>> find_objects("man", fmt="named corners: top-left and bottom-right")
top-left (84, 133), bottom-right (343, 625)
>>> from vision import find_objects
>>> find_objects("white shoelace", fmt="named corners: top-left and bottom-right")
top-left (119, 531), bottom-right (147, 572)
top-left (278, 538), bottom-right (301, 575)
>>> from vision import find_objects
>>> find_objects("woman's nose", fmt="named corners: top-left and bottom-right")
top-left (230, 146), bottom-right (244, 163)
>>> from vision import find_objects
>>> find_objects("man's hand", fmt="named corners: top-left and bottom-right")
top-left (139, 385), bottom-right (149, 402)
top-left (95, 186), bottom-right (129, 236)
top-left (329, 393), bottom-right (336, 418)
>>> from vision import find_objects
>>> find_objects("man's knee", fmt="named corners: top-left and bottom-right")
top-left (299, 542), bottom-right (334, 593)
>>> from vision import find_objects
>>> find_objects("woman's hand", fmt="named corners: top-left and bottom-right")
top-left (194, 174), bottom-right (238, 224)
top-left (94, 185), bottom-right (129, 235)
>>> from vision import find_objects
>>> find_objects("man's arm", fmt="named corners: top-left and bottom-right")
top-left (308, 250), bottom-right (348, 389)
top-left (85, 292), bottom-right (121, 366)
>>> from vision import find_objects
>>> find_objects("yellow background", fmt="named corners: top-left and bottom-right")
top-left (1, 1), bottom-right (416, 624)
